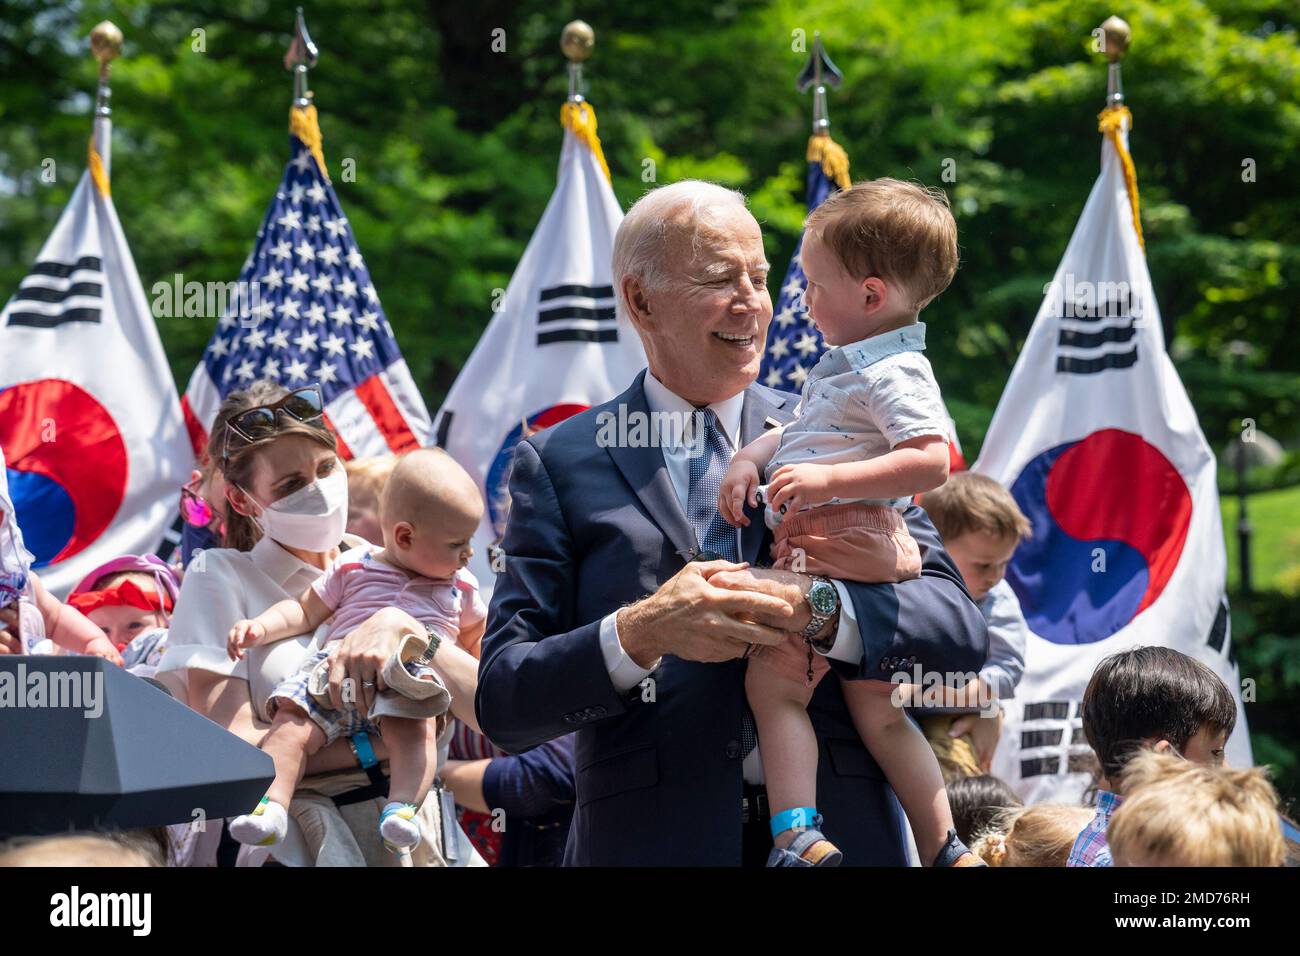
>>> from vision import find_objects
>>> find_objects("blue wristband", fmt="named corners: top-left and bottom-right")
top-left (770, 806), bottom-right (821, 838)
top-left (350, 730), bottom-right (378, 769)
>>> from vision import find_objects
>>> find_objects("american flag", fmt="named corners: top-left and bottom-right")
top-left (182, 115), bottom-right (430, 459)
top-left (759, 156), bottom-right (840, 393)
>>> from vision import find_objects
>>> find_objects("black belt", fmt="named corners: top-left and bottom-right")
top-left (330, 762), bottom-right (390, 807)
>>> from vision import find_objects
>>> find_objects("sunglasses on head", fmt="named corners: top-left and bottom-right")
top-left (221, 384), bottom-right (325, 463)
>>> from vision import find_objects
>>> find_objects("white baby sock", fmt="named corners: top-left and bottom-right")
top-left (229, 796), bottom-right (289, 846)
top-left (379, 801), bottom-right (422, 850)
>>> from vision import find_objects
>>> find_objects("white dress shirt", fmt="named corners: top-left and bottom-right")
top-left (597, 373), bottom-right (868, 780)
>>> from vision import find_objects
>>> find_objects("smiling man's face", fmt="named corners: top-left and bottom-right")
top-left (631, 205), bottom-right (772, 406)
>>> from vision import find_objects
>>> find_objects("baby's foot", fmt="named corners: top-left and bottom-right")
top-left (229, 796), bottom-right (288, 846)
top-left (767, 829), bottom-right (843, 867)
top-left (379, 801), bottom-right (422, 851)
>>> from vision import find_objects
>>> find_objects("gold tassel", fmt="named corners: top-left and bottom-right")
top-left (289, 103), bottom-right (331, 183)
top-left (88, 137), bottom-right (110, 197)
top-left (1098, 105), bottom-right (1144, 250)
top-left (806, 132), bottom-right (851, 190)
top-left (560, 101), bottom-right (612, 184)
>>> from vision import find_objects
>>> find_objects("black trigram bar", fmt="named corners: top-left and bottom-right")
top-left (6, 256), bottom-right (104, 328)
top-left (28, 256), bottom-right (102, 277)
top-left (1020, 755), bottom-right (1061, 778)
top-left (539, 284), bottom-right (614, 301)
top-left (538, 304), bottom-right (617, 324)
top-left (1055, 348), bottom-right (1138, 375)
top-left (1057, 323), bottom-right (1136, 350)
top-left (1020, 729), bottom-right (1063, 749)
top-left (7, 307), bottom-right (102, 328)
top-left (1022, 701), bottom-right (1072, 721)
top-left (11, 282), bottom-right (102, 304)
top-left (537, 327), bottom-right (619, 346)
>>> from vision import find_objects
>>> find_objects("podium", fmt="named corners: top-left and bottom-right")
top-left (0, 657), bottom-right (273, 837)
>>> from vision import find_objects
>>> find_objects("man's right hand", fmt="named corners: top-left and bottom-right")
top-left (615, 560), bottom-right (793, 668)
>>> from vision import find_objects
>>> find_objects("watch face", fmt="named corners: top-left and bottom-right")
top-left (809, 581), bottom-right (838, 615)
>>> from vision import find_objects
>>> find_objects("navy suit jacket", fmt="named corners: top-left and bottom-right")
top-left (477, 371), bottom-right (988, 865)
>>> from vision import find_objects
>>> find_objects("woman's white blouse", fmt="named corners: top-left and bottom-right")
top-left (158, 534), bottom-right (369, 721)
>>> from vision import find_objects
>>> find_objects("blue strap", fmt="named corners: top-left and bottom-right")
top-left (770, 806), bottom-right (821, 838)
top-left (351, 730), bottom-right (378, 769)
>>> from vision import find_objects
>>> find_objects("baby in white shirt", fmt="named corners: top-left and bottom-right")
top-left (719, 178), bottom-right (979, 868)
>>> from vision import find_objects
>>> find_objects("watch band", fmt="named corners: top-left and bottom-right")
top-left (415, 623), bottom-right (443, 666)
top-left (800, 577), bottom-right (839, 642)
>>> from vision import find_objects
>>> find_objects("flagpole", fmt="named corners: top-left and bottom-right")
top-left (797, 34), bottom-right (850, 191)
top-left (561, 20), bottom-right (594, 105)
top-left (284, 7), bottom-right (318, 109)
top-left (1100, 15), bottom-right (1130, 108)
top-left (558, 20), bottom-right (611, 183)
top-left (89, 20), bottom-right (122, 178)
top-left (798, 32), bottom-right (842, 138)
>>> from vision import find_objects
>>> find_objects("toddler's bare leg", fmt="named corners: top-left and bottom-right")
top-left (745, 662), bottom-right (818, 849)
top-left (842, 681), bottom-right (956, 865)
top-left (229, 702), bottom-right (325, 846)
top-left (377, 715), bottom-right (439, 807)
top-left (261, 703), bottom-right (327, 808)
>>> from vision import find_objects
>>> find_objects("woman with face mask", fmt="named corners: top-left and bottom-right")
top-left (156, 380), bottom-right (483, 867)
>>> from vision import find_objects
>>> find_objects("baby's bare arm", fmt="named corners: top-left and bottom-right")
top-left (254, 587), bottom-right (333, 645)
top-left (820, 434), bottom-right (949, 501)
top-left (733, 425), bottom-right (784, 471)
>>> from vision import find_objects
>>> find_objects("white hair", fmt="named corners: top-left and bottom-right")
top-left (611, 180), bottom-right (749, 322)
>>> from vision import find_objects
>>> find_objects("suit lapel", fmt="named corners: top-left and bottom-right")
top-left (605, 372), bottom-right (700, 562)
top-left (739, 383), bottom-right (795, 564)
top-left (605, 374), bottom-right (797, 566)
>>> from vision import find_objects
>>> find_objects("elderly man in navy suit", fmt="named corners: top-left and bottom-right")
top-left (337, 181), bottom-right (988, 866)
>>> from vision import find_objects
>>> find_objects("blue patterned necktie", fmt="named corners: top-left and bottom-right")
top-left (685, 408), bottom-right (757, 756)
top-left (686, 408), bottom-right (738, 562)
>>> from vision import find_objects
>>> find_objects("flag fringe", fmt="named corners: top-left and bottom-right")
top-left (560, 101), bottom-right (612, 184)
top-left (88, 137), bottom-right (110, 197)
top-left (289, 104), bottom-right (331, 183)
top-left (806, 133), bottom-right (851, 190)
top-left (1098, 105), bottom-right (1144, 250)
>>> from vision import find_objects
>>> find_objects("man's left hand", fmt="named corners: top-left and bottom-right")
top-left (706, 565), bottom-right (816, 634)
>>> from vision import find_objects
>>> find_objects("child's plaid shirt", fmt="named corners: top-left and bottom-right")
top-left (1067, 790), bottom-right (1122, 867)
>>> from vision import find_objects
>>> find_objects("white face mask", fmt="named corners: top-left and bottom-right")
top-left (244, 468), bottom-right (348, 552)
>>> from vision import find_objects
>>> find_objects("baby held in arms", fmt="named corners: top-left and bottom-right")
top-left (719, 179), bottom-right (979, 867)
top-left (227, 448), bottom-right (487, 852)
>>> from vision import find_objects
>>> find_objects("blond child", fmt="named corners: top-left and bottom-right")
top-left (718, 178), bottom-right (973, 867)
top-left (971, 805), bottom-right (1096, 866)
top-left (226, 448), bottom-right (486, 852)
top-left (1108, 750), bottom-right (1286, 867)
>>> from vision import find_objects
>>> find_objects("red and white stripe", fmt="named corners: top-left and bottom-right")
top-left (182, 359), bottom-right (431, 462)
